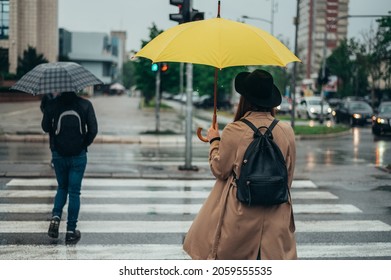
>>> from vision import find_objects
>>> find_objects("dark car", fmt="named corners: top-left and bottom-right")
top-left (333, 100), bottom-right (373, 126)
top-left (372, 101), bottom-right (391, 136)
top-left (193, 95), bottom-right (232, 110)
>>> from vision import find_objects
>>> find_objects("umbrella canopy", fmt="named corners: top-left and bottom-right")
top-left (10, 62), bottom-right (103, 95)
top-left (109, 82), bottom-right (126, 91)
top-left (135, 17), bottom-right (300, 69)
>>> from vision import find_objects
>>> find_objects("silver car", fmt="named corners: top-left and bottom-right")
top-left (296, 96), bottom-right (332, 120)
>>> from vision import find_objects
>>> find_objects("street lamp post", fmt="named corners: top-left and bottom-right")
top-left (241, 15), bottom-right (273, 34)
top-left (291, 0), bottom-right (300, 128)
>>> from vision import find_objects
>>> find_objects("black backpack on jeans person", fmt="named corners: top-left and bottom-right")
top-left (234, 118), bottom-right (289, 206)
top-left (53, 102), bottom-right (86, 157)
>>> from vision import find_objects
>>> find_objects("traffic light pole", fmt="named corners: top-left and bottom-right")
top-left (170, 0), bottom-right (203, 171)
top-left (155, 68), bottom-right (161, 133)
top-left (179, 63), bottom-right (198, 171)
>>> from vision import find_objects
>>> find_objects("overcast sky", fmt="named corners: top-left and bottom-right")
top-left (58, 0), bottom-right (391, 52)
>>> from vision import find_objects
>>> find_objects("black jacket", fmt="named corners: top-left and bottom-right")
top-left (41, 92), bottom-right (98, 152)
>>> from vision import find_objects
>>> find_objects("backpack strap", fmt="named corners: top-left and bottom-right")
top-left (268, 119), bottom-right (279, 134)
top-left (240, 119), bottom-right (259, 135)
top-left (240, 118), bottom-right (280, 139)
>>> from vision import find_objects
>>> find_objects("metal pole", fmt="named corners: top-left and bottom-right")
top-left (291, 0), bottom-right (300, 128)
top-left (155, 68), bottom-right (161, 132)
top-left (270, 0), bottom-right (275, 35)
top-left (319, 30), bottom-right (326, 125)
top-left (180, 62), bottom-right (184, 94)
top-left (179, 63), bottom-right (198, 171)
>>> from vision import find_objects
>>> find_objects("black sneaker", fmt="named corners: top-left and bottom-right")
top-left (66, 230), bottom-right (81, 243)
top-left (48, 216), bottom-right (60, 238)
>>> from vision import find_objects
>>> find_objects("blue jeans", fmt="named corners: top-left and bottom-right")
top-left (51, 150), bottom-right (87, 232)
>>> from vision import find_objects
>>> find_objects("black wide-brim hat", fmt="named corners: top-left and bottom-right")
top-left (234, 69), bottom-right (281, 108)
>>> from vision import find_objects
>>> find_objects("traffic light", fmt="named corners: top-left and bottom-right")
top-left (160, 63), bottom-right (169, 73)
top-left (151, 63), bottom-right (159, 72)
top-left (169, 0), bottom-right (191, 23)
top-left (190, 9), bottom-right (204, 21)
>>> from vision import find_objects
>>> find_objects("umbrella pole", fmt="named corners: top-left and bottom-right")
top-left (213, 67), bottom-right (218, 129)
top-left (197, 68), bottom-right (218, 142)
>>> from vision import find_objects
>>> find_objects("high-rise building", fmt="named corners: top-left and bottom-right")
top-left (297, 0), bottom-right (349, 80)
top-left (0, 0), bottom-right (58, 74)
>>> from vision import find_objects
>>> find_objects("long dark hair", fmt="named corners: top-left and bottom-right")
top-left (234, 96), bottom-right (275, 121)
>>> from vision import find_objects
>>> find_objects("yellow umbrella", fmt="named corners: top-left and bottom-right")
top-left (136, 17), bottom-right (300, 69)
top-left (135, 3), bottom-right (300, 142)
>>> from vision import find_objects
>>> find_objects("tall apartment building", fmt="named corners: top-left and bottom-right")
top-left (0, 0), bottom-right (58, 74)
top-left (297, 0), bottom-right (349, 80)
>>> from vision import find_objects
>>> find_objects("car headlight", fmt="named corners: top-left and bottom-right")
top-left (310, 107), bottom-right (315, 113)
top-left (377, 117), bottom-right (386, 124)
top-left (327, 108), bottom-right (332, 113)
top-left (332, 110), bottom-right (336, 116)
top-left (353, 113), bottom-right (361, 119)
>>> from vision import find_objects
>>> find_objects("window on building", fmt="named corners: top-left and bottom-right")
top-left (0, 0), bottom-right (9, 39)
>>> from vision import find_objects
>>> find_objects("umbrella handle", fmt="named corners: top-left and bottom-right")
top-left (196, 127), bottom-right (209, 143)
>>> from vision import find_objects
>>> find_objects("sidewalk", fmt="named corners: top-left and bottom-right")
top-left (0, 95), bottom-right (200, 144)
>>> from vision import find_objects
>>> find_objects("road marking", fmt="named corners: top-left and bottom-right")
top-left (0, 203), bottom-right (362, 214)
top-left (6, 178), bottom-right (318, 189)
top-left (0, 190), bottom-right (337, 200)
top-left (298, 243), bottom-right (391, 259)
top-left (292, 180), bottom-right (317, 188)
top-left (1, 243), bottom-right (391, 260)
top-left (6, 178), bottom-right (215, 188)
top-left (293, 204), bottom-right (362, 213)
top-left (0, 220), bottom-right (390, 233)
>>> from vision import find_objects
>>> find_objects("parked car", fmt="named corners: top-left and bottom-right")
top-left (296, 96), bottom-right (332, 120)
top-left (193, 95), bottom-right (232, 110)
top-left (333, 100), bottom-right (373, 126)
top-left (372, 101), bottom-right (391, 136)
top-left (327, 98), bottom-right (342, 110)
top-left (276, 97), bottom-right (292, 115)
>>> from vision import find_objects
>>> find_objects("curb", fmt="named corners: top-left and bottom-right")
top-left (0, 130), bottom-right (352, 143)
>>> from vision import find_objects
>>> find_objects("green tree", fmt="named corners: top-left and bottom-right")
top-left (375, 15), bottom-right (391, 89)
top-left (122, 60), bottom-right (136, 90)
top-left (16, 46), bottom-right (48, 78)
top-left (326, 38), bottom-right (369, 98)
top-left (193, 65), bottom-right (246, 99)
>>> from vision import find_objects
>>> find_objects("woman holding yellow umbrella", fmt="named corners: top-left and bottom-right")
top-left (135, 1), bottom-right (300, 259)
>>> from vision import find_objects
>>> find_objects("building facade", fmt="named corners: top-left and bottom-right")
top-left (0, 0), bottom-right (58, 74)
top-left (59, 29), bottom-right (126, 84)
top-left (297, 0), bottom-right (349, 80)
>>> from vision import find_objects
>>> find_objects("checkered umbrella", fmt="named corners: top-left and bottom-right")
top-left (10, 62), bottom-right (103, 95)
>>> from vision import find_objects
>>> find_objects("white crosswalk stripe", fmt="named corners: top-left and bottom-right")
top-left (1, 220), bottom-right (390, 233)
top-left (1, 178), bottom-right (390, 259)
top-left (0, 190), bottom-right (338, 200)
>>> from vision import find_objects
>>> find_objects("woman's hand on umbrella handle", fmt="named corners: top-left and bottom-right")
top-left (197, 127), bottom-right (209, 142)
top-left (207, 123), bottom-right (220, 142)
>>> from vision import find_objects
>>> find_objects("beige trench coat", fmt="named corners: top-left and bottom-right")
top-left (183, 111), bottom-right (297, 260)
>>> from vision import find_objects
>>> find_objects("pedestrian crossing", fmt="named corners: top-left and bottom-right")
top-left (0, 178), bottom-right (390, 260)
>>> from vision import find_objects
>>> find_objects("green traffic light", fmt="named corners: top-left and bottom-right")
top-left (151, 63), bottom-right (159, 72)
